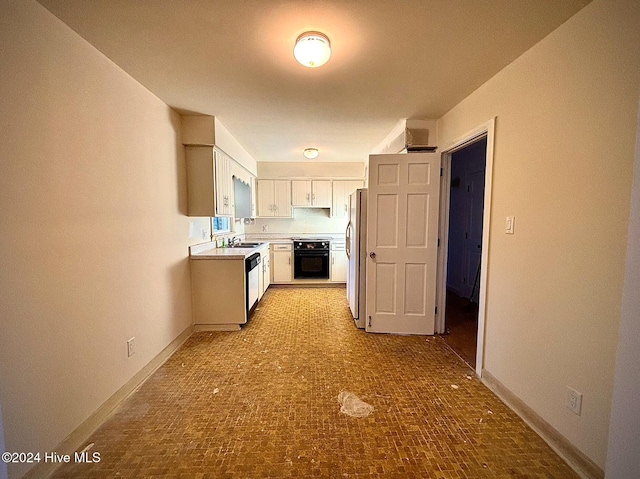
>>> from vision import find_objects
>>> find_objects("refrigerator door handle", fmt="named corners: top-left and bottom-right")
top-left (345, 222), bottom-right (352, 259)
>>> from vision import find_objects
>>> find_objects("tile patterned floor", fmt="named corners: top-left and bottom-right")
top-left (52, 287), bottom-right (577, 478)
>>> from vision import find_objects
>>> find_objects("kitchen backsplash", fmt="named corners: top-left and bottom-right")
top-left (244, 208), bottom-right (348, 235)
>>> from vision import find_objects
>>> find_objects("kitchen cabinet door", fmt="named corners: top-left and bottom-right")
top-left (257, 179), bottom-right (275, 217)
top-left (214, 150), bottom-right (232, 216)
top-left (264, 253), bottom-right (271, 290)
top-left (250, 176), bottom-right (257, 218)
top-left (291, 180), bottom-right (331, 207)
top-left (258, 245), bottom-right (270, 298)
top-left (332, 180), bottom-right (364, 218)
top-left (273, 180), bottom-right (292, 217)
top-left (312, 180), bottom-right (332, 207)
top-left (291, 180), bottom-right (312, 206)
top-left (331, 246), bottom-right (348, 282)
top-left (257, 180), bottom-right (291, 217)
top-left (272, 249), bottom-right (292, 283)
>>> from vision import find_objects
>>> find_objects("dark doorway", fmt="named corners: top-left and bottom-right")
top-left (443, 137), bottom-right (487, 367)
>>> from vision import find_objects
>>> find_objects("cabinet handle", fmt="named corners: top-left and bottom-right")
top-left (306, 193), bottom-right (310, 204)
top-left (288, 256), bottom-right (290, 265)
top-left (332, 255), bottom-right (334, 265)
top-left (344, 203), bottom-right (348, 212)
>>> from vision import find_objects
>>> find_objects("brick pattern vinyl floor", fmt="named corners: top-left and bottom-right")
top-left (52, 287), bottom-right (577, 478)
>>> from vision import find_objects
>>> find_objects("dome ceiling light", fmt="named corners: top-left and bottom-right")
top-left (293, 32), bottom-right (331, 68)
top-left (303, 148), bottom-right (319, 159)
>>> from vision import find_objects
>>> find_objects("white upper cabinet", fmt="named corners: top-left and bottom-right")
top-left (291, 180), bottom-right (332, 207)
top-left (331, 180), bottom-right (364, 218)
top-left (185, 146), bottom-right (233, 217)
top-left (257, 179), bottom-right (291, 217)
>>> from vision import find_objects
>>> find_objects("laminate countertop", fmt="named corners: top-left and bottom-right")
top-left (189, 242), bottom-right (269, 260)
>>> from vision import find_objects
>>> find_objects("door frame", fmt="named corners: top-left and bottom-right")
top-left (436, 118), bottom-right (495, 377)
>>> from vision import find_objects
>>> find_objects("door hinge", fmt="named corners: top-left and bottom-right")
top-left (368, 316), bottom-right (372, 328)
top-left (435, 306), bottom-right (438, 315)
top-left (440, 167), bottom-right (443, 177)
top-left (437, 238), bottom-right (440, 247)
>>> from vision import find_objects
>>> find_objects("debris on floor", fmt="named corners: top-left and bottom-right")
top-left (338, 391), bottom-right (374, 418)
top-left (451, 384), bottom-right (459, 389)
top-left (79, 442), bottom-right (94, 453)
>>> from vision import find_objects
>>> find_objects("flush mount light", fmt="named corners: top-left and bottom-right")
top-left (294, 31), bottom-right (331, 68)
top-left (303, 148), bottom-right (319, 159)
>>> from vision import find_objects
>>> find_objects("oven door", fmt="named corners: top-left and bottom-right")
top-left (294, 251), bottom-right (329, 279)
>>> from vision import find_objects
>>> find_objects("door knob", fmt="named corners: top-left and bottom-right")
top-left (369, 252), bottom-right (376, 259)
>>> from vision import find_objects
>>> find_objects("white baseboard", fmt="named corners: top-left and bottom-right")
top-left (481, 370), bottom-right (603, 479)
top-left (24, 325), bottom-right (193, 479)
top-left (194, 323), bottom-right (241, 331)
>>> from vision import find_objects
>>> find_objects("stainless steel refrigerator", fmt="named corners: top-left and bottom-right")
top-left (346, 188), bottom-right (367, 328)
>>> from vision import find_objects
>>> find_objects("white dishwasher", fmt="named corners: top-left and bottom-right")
top-left (245, 253), bottom-right (261, 313)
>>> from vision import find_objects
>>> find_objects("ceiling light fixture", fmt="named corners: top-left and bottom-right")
top-left (294, 32), bottom-right (331, 68)
top-left (303, 148), bottom-right (319, 159)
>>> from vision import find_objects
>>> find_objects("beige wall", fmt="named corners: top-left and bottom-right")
top-left (438, 0), bottom-right (640, 468)
top-left (0, 2), bottom-right (193, 477)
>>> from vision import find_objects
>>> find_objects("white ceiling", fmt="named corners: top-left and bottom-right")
top-left (38, 0), bottom-right (590, 163)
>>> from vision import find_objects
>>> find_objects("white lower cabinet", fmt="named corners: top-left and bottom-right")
top-left (272, 243), bottom-right (292, 283)
top-left (330, 242), bottom-right (347, 282)
top-left (258, 244), bottom-right (270, 299)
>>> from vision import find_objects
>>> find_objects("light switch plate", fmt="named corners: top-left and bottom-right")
top-left (506, 216), bottom-right (515, 234)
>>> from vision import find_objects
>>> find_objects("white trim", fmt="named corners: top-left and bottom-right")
top-left (482, 370), bottom-right (603, 478)
top-left (23, 326), bottom-right (193, 479)
top-left (436, 118), bottom-right (495, 377)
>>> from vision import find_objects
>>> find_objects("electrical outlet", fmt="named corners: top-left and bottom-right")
top-left (202, 229), bottom-right (208, 240)
top-left (567, 386), bottom-right (582, 415)
top-left (127, 337), bottom-right (135, 357)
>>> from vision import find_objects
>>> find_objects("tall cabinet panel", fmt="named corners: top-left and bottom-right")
top-left (332, 180), bottom-right (364, 218)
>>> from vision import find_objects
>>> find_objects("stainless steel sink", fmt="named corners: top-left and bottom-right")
top-left (228, 242), bottom-right (262, 248)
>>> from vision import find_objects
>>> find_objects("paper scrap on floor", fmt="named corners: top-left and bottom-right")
top-left (338, 391), bottom-right (374, 418)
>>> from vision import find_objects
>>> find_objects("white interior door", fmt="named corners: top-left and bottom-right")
top-left (366, 153), bottom-right (441, 335)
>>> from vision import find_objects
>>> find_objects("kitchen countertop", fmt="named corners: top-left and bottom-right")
top-left (189, 241), bottom-right (269, 260)
top-left (190, 233), bottom-right (346, 259)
